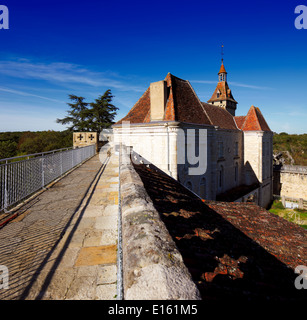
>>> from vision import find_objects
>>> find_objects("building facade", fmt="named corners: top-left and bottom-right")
top-left (113, 62), bottom-right (273, 208)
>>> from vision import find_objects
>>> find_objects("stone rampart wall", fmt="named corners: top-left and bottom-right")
top-left (274, 165), bottom-right (307, 201)
top-left (119, 146), bottom-right (201, 300)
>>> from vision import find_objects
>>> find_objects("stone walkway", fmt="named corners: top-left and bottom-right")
top-left (0, 151), bottom-right (119, 300)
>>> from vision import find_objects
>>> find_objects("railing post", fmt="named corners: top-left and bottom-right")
top-left (41, 155), bottom-right (45, 188)
top-left (72, 149), bottom-right (74, 168)
top-left (0, 145), bottom-right (95, 213)
top-left (4, 160), bottom-right (8, 211)
top-left (60, 152), bottom-right (63, 176)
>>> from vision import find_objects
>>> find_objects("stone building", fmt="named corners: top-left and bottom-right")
top-left (274, 164), bottom-right (307, 209)
top-left (113, 61), bottom-right (273, 208)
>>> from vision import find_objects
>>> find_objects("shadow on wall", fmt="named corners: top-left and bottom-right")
top-left (273, 165), bottom-right (282, 196)
top-left (132, 158), bottom-right (305, 301)
top-left (244, 161), bottom-right (260, 187)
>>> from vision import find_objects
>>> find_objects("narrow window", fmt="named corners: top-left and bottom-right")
top-left (219, 166), bottom-right (224, 188)
top-left (235, 162), bottom-right (238, 183)
top-left (200, 177), bottom-right (206, 199)
top-left (235, 142), bottom-right (239, 156)
top-left (218, 142), bottom-right (223, 158)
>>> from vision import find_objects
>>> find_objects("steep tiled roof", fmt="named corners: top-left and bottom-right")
top-left (116, 87), bottom-right (151, 124)
top-left (115, 74), bottom-right (271, 133)
top-left (235, 105), bottom-right (271, 131)
top-left (115, 73), bottom-right (212, 126)
top-left (201, 102), bottom-right (238, 130)
top-left (170, 75), bottom-right (211, 125)
top-left (133, 161), bottom-right (307, 301)
top-left (207, 81), bottom-right (237, 103)
top-left (233, 115), bottom-right (246, 130)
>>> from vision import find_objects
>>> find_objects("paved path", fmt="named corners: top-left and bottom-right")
top-left (0, 152), bottom-right (119, 300)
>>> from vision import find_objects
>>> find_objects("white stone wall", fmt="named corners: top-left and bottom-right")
top-left (243, 131), bottom-right (262, 185)
top-left (113, 123), bottom-right (273, 207)
top-left (243, 130), bottom-right (273, 208)
top-left (280, 171), bottom-right (307, 200)
top-left (113, 122), bottom-right (215, 199)
top-left (113, 123), bottom-right (172, 177)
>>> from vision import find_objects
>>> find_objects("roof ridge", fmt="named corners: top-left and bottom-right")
top-left (254, 106), bottom-right (271, 131)
top-left (186, 81), bottom-right (213, 126)
top-left (163, 73), bottom-right (176, 121)
top-left (126, 86), bottom-right (150, 114)
top-left (251, 105), bottom-right (262, 130)
top-left (201, 102), bottom-right (238, 130)
top-left (170, 74), bottom-right (189, 82)
top-left (114, 86), bottom-right (150, 125)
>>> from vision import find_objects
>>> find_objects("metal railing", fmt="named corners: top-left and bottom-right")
top-left (0, 144), bottom-right (96, 212)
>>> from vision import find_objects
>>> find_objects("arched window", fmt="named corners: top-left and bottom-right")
top-left (200, 177), bottom-right (206, 199)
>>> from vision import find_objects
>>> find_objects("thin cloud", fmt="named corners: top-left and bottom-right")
top-left (191, 80), bottom-right (217, 85)
top-left (229, 81), bottom-right (273, 90)
top-left (191, 79), bottom-right (272, 90)
top-left (0, 87), bottom-right (65, 103)
top-left (0, 59), bottom-right (145, 92)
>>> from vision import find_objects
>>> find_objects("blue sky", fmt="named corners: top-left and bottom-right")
top-left (0, 0), bottom-right (306, 133)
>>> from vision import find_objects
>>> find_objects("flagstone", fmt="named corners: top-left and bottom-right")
top-left (75, 245), bottom-right (117, 267)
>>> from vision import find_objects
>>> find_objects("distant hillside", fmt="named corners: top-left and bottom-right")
top-left (0, 131), bottom-right (73, 159)
top-left (273, 133), bottom-right (307, 166)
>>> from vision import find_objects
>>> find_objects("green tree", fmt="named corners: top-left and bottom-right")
top-left (56, 95), bottom-right (90, 131)
top-left (0, 140), bottom-right (18, 159)
top-left (56, 90), bottom-right (118, 133)
top-left (87, 90), bottom-right (118, 132)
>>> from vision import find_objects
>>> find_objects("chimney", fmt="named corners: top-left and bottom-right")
top-left (150, 80), bottom-right (167, 121)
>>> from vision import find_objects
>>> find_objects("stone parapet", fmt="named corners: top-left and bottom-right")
top-left (280, 165), bottom-right (307, 174)
top-left (119, 146), bottom-right (201, 300)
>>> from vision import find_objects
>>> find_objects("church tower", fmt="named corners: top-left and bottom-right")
top-left (207, 49), bottom-right (238, 116)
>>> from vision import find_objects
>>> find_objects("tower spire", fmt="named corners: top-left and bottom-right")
top-left (218, 45), bottom-right (227, 82)
top-left (207, 45), bottom-right (238, 116)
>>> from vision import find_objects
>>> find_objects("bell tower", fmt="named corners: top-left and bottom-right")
top-left (207, 46), bottom-right (238, 116)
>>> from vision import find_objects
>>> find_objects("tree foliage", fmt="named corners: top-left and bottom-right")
top-left (56, 90), bottom-right (118, 132)
top-left (273, 133), bottom-right (307, 166)
top-left (0, 131), bottom-right (73, 159)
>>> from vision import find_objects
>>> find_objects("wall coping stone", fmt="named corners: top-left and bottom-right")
top-left (119, 146), bottom-right (201, 300)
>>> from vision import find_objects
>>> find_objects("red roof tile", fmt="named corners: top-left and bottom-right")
top-left (207, 81), bottom-right (237, 104)
top-left (115, 87), bottom-right (151, 125)
top-left (115, 73), bottom-right (212, 125)
top-left (236, 105), bottom-right (271, 131)
top-left (218, 62), bottom-right (227, 74)
top-left (170, 75), bottom-right (211, 125)
top-left (201, 103), bottom-right (238, 130)
top-left (115, 74), bottom-right (271, 133)
top-left (133, 161), bottom-right (307, 301)
top-left (234, 116), bottom-right (246, 130)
